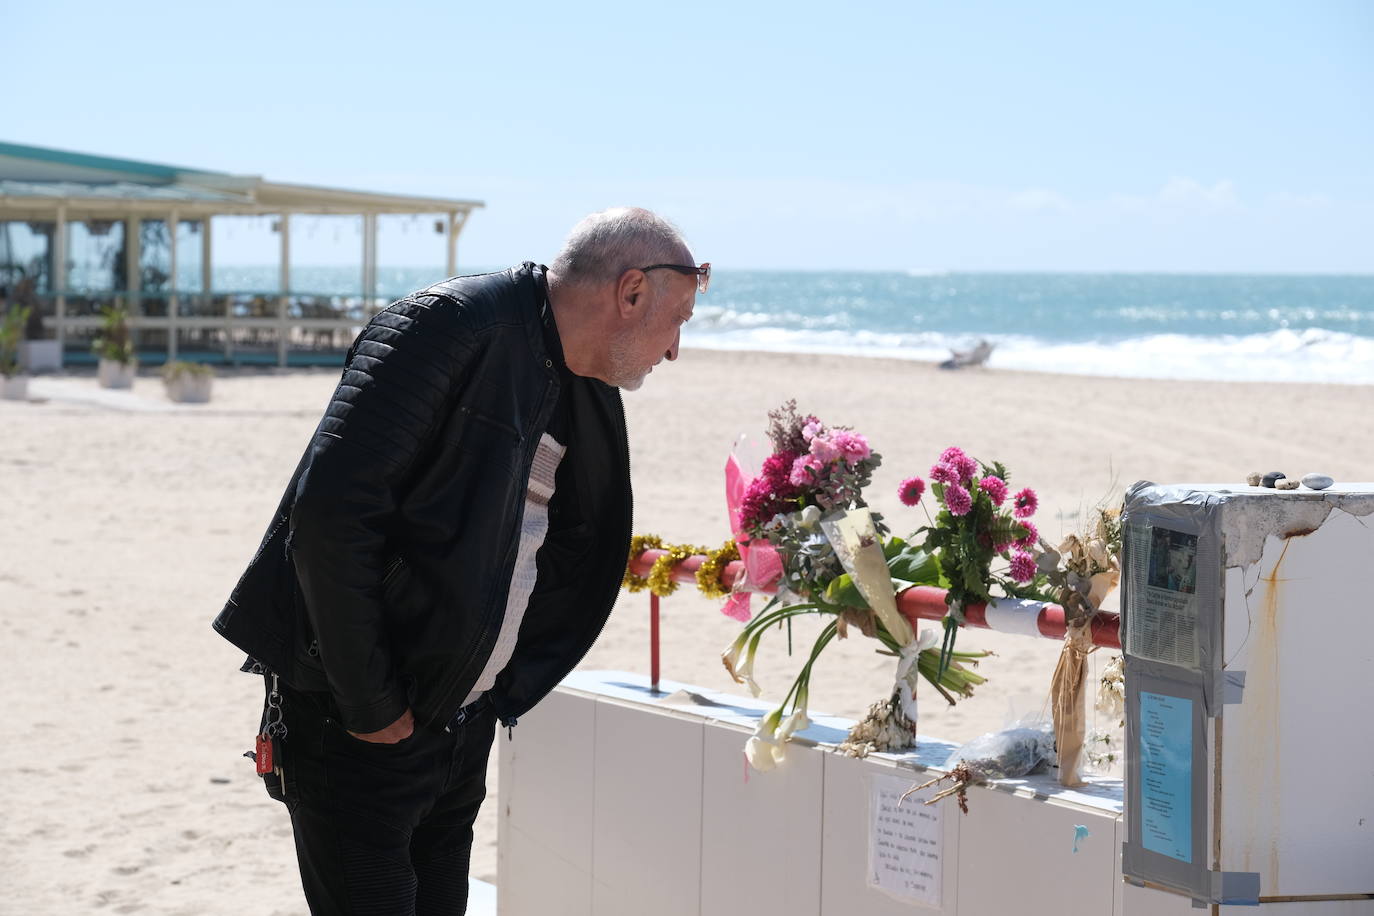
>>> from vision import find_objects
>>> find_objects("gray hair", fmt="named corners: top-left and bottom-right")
top-left (550, 207), bottom-right (690, 289)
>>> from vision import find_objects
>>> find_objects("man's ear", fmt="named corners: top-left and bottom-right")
top-left (615, 269), bottom-right (647, 319)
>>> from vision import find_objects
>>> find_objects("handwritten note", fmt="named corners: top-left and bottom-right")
top-left (869, 772), bottom-right (943, 907)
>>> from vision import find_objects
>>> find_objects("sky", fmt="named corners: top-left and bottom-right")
top-left (3, 0), bottom-right (1372, 272)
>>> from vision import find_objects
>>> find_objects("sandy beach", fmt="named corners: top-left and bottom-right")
top-left (2, 350), bottom-right (1370, 914)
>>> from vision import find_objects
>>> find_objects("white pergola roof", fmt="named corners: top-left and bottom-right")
top-left (0, 141), bottom-right (486, 365)
top-left (0, 141), bottom-right (484, 218)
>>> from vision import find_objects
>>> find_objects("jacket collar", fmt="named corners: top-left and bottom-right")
top-left (533, 264), bottom-right (567, 372)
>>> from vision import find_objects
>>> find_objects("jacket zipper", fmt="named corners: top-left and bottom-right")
top-left (485, 375), bottom-right (561, 737)
top-left (382, 555), bottom-right (404, 587)
top-left (427, 375), bottom-right (559, 730)
top-left (498, 386), bottom-right (633, 723)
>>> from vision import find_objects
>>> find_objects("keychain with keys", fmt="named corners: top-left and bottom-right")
top-left (249, 672), bottom-right (289, 793)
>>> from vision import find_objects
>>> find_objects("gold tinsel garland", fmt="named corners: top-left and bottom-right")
top-left (623, 534), bottom-right (735, 599)
top-left (622, 534), bottom-right (665, 593)
top-left (694, 540), bottom-right (741, 600)
top-left (647, 542), bottom-right (709, 597)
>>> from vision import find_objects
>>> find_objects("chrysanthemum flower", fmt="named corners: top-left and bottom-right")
top-left (930, 463), bottom-right (958, 484)
top-left (1009, 551), bottom-right (1037, 583)
top-left (978, 475), bottom-right (1008, 505)
top-left (939, 446), bottom-right (968, 466)
top-left (1013, 487), bottom-right (1038, 519)
top-left (898, 477), bottom-right (926, 506)
top-left (1015, 520), bottom-right (1039, 549)
top-left (939, 446), bottom-right (978, 482)
top-left (945, 483), bottom-right (973, 516)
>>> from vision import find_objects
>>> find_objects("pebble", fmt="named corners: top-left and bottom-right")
top-left (1301, 473), bottom-right (1334, 490)
top-left (1261, 471), bottom-right (1286, 488)
top-left (1276, 479), bottom-right (1300, 490)
top-left (1246, 472), bottom-right (1262, 486)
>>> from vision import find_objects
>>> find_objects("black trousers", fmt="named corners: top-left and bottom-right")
top-left (264, 682), bottom-right (497, 915)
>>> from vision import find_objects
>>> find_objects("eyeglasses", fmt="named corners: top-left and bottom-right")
top-left (638, 262), bottom-right (711, 294)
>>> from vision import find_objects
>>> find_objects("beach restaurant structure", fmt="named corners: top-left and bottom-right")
top-left (0, 141), bottom-right (482, 366)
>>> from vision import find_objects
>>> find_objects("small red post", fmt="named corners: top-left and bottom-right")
top-left (649, 592), bottom-right (661, 693)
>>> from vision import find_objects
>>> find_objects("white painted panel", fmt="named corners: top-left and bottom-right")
top-left (956, 786), bottom-right (1118, 916)
top-left (1254, 902), bottom-right (1374, 916)
top-left (701, 720), bottom-right (823, 916)
top-left (1220, 508), bottom-right (1374, 897)
top-left (499, 826), bottom-right (589, 916)
top-left (1114, 817), bottom-right (1124, 916)
top-left (821, 753), bottom-right (959, 915)
top-left (498, 689), bottom-right (595, 916)
top-left (591, 698), bottom-right (704, 916)
top-left (1125, 886), bottom-right (1374, 916)
top-left (1120, 881), bottom-right (1199, 916)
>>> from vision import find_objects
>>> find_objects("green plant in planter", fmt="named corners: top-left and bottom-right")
top-left (1, 306), bottom-right (30, 378)
top-left (160, 360), bottom-right (214, 382)
top-left (92, 305), bottom-right (135, 365)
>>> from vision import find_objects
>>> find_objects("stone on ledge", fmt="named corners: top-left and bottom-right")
top-left (1301, 473), bottom-right (1334, 490)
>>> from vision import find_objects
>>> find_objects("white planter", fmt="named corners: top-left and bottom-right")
top-left (1, 374), bottom-right (29, 401)
top-left (164, 372), bottom-right (213, 404)
top-left (20, 340), bottom-right (62, 373)
top-left (98, 358), bottom-right (137, 389)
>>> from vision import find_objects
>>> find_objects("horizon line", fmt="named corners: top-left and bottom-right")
top-left (200, 264), bottom-right (1374, 278)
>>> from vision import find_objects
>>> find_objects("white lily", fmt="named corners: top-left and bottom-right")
top-left (777, 709), bottom-right (811, 743)
top-left (745, 709), bottom-right (786, 772)
top-left (776, 686), bottom-right (811, 743)
top-left (722, 629), bottom-right (765, 696)
top-left (734, 639), bottom-right (763, 697)
top-left (721, 631), bottom-right (748, 683)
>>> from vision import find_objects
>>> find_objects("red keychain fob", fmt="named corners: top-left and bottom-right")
top-left (255, 732), bottom-right (274, 775)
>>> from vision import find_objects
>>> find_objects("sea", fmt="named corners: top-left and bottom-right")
top-left (209, 266), bottom-right (1374, 385)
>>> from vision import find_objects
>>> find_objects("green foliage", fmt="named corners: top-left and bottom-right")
top-left (91, 305), bottom-right (134, 365)
top-left (821, 539), bottom-right (945, 609)
top-left (0, 305), bottom-right (29, 377)
top-left (912, 455), bottom-right (1051, 675)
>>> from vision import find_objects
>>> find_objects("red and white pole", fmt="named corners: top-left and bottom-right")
top-left (628, 548), bottom-right (1121, 685)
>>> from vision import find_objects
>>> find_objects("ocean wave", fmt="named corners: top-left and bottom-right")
top-left (679, 326), bottom-right (1374, 385)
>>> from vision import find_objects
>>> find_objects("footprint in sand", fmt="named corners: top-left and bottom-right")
top-left (63, 844), bottom-right (97, 858)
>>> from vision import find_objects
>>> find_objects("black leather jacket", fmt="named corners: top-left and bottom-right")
top-left (213, 264), bottom-right (632, 733)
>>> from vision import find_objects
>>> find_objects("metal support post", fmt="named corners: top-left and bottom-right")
top-left (278, 213), bottom-right (290, 367)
